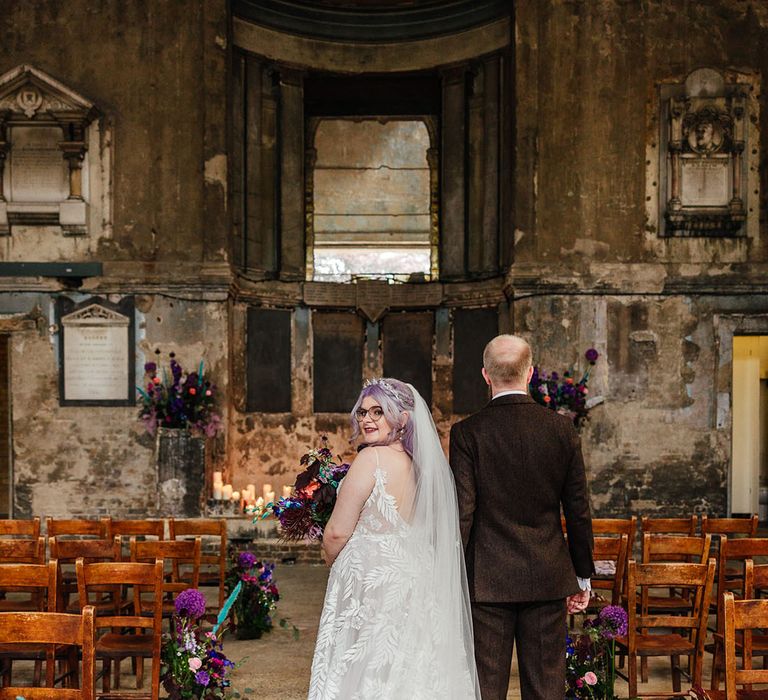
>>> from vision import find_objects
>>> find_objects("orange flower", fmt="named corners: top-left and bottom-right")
top-left (566, 377), bottom-right (574, 385)
top-left (189, 387), bottom-right (197, 395)
top-left (543, 395), bottom-right (551, 403)
top-left (152, 376), bottom-right (161, 385)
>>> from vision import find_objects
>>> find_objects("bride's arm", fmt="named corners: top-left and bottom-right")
top-left (322, 449), bottom-right (376, 566)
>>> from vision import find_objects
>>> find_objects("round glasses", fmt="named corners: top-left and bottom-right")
top-left (355, 406), bottom-right (385, 422)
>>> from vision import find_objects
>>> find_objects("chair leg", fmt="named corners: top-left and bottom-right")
top-left (641, 655), bottom-right (649, 682)
top-left (136, 656), bottom-right (145, 688)
top-left (113, 657), bottom-right (121, 689)
top-left (102, 659), bottom-right (111, 694)
top-left (629, 653), bottom-right (638, 699)
top-left (1, 659), bottom-right (10, 687)
top-left (671, 654), bottom-right (682, 692)
top-left (711, 640), bottom-right (722, 690)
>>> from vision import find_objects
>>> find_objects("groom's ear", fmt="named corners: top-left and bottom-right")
top-left (481, 367), bottom-right (491, 386)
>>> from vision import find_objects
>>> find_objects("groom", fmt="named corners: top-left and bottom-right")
top-left (450, 334), bottom-right (594, 700)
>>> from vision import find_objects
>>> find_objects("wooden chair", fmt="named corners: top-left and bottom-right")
top-left (616, 559), bottom-right (716, 698)
top-left (701, 515), bottom-right (759, 539)
top-left (110, 520), bottom-right (165, 541)
top-left (696, 592), bottom-right (768, 699)
top-left (586, 534), bottom-right (629, 610)
top-left (0, 516), bottom-right (41, 538)
top-left (0, 606), bottom-right (96, 700)
top-left (643, 534), bottom-right (712, 565)
top-left (0, 536), bottom-right (46, 564)
top-left (641, 515), bottom-right (698, 536)
top-left (0, 560), bottom-right (59, 687)
top-left (50, 536), bottom-right (122, 613)
top-left (46, 517), bottom-right (112, 540)
top-left (710, 560), bottom-right (768, 692)
top-left (130, 538), bottom-right (201, 617)
top-left (169, 518), bottom-right (226, 610)
top-left (76, 559), bottom-right (163, 699)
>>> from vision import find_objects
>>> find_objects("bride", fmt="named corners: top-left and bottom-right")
top-left (308, 378), bottom-right (481, 700)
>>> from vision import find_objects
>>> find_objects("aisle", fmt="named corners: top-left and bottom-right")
top-left (224, 563), bottom-right (707, 700)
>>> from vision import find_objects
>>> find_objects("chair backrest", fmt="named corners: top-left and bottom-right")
top-left (722, 592), bottom-right (768, 699)
top-left (640, 515), bottom-right (698, 536)
top-left (592, 534), bottom-right (629, 604)
top-left (0, 559), bottom-right (58, 612)
top-left (626, 559), bottom-right (716, 680)
top-left (744, 560), bottom-right (768, 599)
top-left (46, 517), bottom-right (111, 539)
top-left (701, 514), bottom-right (759, 537)
top-left (715, 537), bottom-right (768, 633)
top-left (169, 518), bottom-right (226, 607)
top-left (110, 519), bottom-right (165, 540)
top-left (0, 516), bottom-right (41, 538)
top-left (50, 536), bottom-right (122, 564)
top-left (0, 536), bottom-right (46, 563)
top-left (130, 537), bottom-right (201, 594)
top-left (642, 533), bottom-right (712, 564)
top-left (0, 606), bottom-right (95, 699)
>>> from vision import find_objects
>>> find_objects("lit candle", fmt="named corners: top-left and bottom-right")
top-left (266, 490), bottom-right (276, 504)
top-left (282, 485), bottom-right (292, 499)
top-left (255, 496), bottom-right (264, 508)
top-left (213, 471), bottom-right (223, 485)
top-left (246, 483), bottom-right (255, 500)
top-left (231, 491), bottom-right (240, 502)
top-left (213, 483), bottom-right (223, 500)
top-left (222, 484), bottom-right (233, 500)
top-left (262, 483), bottom-right (273, 499)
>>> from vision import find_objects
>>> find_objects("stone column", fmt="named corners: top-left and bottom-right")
top-left (58, 121), bottom-right (88, 236)
top-left (0, 120), bottom-right (8, 236)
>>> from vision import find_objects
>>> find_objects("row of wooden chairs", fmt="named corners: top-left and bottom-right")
top-left (0, 555), bottom-right (167, 699)
top-left (0, 517), bottom-right (227, 609)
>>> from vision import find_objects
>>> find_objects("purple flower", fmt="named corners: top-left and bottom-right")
top-left (238, 551), bottom-right (257, 570)
top-left (585, 348), bottom-right (599, 364)
top-left (174, 589), bottom-right (207, 620)
top-left (194, 670), bottom-right (210, 687)
top-left (598, 605), bottom-right (628, 638)
top-left (144, 362), bottom-right (157, 373)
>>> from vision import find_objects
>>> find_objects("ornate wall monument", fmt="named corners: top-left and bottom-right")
top-left (0, 64), bottom-right (100, 236)
top-left (657, 68), bottom-right (758, 237)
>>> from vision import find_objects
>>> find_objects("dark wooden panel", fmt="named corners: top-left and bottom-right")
top-left (383, 312), bottom-right (433, 406)
top-left (247, 308), bottom-right (292, 412)
top-left (231, 52), bottom-right (245, 269)
top-left (313, 312), bottom-right (363, 413)
top-left (0, 335), bottom-right (8, 518)
top-left (452, 307), bottom-right (498, 414)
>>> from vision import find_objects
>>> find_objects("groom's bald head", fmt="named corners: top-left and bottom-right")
top-left (482, 335), bottom-right (533, 390)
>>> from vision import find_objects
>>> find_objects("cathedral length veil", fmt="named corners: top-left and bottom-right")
top-left (394, 383), bottom-right (481, 698)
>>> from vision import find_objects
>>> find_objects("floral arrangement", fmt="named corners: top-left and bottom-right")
top-left (160, 589), bottom-right (236, 699)
top-left (224, 551), bottom-right (289, 640)
top-left (137, 351), bottom-right (223, 437)
top-left (252, 437), bottom-right (350, 541)
top-left (529, 348), bottom-right (600, 427)
top-left (565, 605), bottom-right (628, 700)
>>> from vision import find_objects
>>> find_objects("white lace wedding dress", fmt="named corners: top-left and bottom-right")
top-left (308, 442), bottom-right (480, 700)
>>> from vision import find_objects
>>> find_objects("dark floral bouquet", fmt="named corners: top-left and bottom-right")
top-left (224, 551), bottom-right (289, 640)
top-left (136, 351), bottom-right (223, 437)
top-left (252, 437), bottom-right (350, 541)
top-left (565, 605), bottom-right (628, 699)
top-left (160, 589), bottom-right (236, 699)
top-left (529, 348), bottom-right (600, 427)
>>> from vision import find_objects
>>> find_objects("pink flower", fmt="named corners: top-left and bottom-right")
top-left (188, 657), bottom-right (202, 671)
top-left (584, 671), bottom-right (598, 686)
top-left (576, 679), bottom-right (583, 688)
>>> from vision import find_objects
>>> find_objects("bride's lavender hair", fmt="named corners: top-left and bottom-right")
top-left (349, 378), bottom-right (415, 457)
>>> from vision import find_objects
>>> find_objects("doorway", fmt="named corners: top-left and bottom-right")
top-left (0, 335), bottom-right (9, 517)
top-left (731, 336), bottom-right (768, 517)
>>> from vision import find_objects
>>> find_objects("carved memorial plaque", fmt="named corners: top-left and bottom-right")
top-left (246, 307), bottom-right (292, 412)
top-left (9, 126), bottom-right (67, 202)
top-left (58, 297), bottom-right (135, 406)
top-left (681, 157), bottom-right (730, 207)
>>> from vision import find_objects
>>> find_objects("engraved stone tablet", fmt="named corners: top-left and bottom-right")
top-left (9, 126), bottom-right (68, 203)
top-left (61, 303), bottom-right (130, 402)
top-left (681, 157), bottom-right (730, 207)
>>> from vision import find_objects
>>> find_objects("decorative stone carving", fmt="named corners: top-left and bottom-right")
top-left (0, 64), bottom-right (98, 236)
top-left (660, 68), bottom-right (749, 237)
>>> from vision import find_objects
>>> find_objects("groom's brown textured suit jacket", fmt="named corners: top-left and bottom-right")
top-left (450, 393), bottom-right (594, 602)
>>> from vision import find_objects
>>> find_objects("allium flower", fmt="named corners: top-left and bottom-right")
top-left (238, 551), bottom-right (257, 570)
top-left (585, 348), bottom-right (599, 364)
top-left (194, 670), bottom-right (210, 687)
top-left (174, 589), bottom-right (207, 620)
top-left (598, 605), bottom-right (628, 638)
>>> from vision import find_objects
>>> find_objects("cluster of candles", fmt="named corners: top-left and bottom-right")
top-left (211, 472), bottom-right (292, 511)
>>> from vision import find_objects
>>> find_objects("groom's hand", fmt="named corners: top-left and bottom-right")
top-left (566, 589), bottom-right (590, 614)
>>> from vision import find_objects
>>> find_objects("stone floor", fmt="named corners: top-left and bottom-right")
top-left (225, 563), bottom-right (715, 700)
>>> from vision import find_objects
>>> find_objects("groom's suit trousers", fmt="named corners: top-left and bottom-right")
top-left (471, 599), bottom-right (566, 700)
